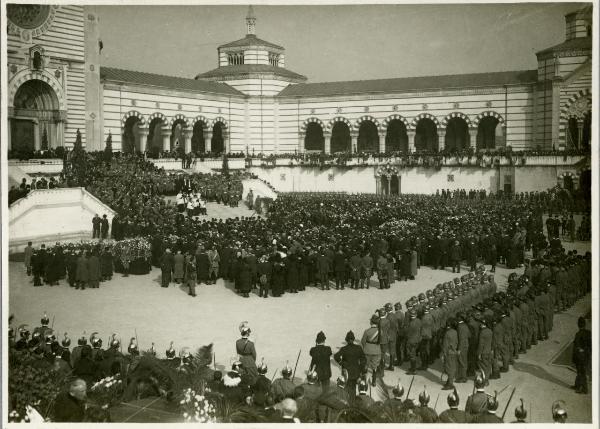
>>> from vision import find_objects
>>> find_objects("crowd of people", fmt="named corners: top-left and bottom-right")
top-left (8, 176), bottom-right (64, 204)
top-left (8, 244), bottom-right (589, 422)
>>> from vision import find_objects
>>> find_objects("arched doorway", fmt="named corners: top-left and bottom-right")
top-left (122, 117), bottom-right (142, 154)
top-left (11, 79), bottom-right (61, 154)
top-left (171, 119), bottom-right (188, 154)
top-left (304, 122), bottom-right (325, 152)
top-left (563, 175), bottom-right (574, 192)
top-left (330, 121), bottom-right (351, 153)
top-left (445, 117), bottom-right (470, 152)
top-left (581, 111), bottom-right (591, 150)
top-left (390, 175), bottom-right (400, 195)
top-left (415, 118), bottom-right (438, 152)
top-left (381, 176), bottom-right (389, 195)
top-left (212, 122), bottom-right (225, 154)
top-left (357, 121), bottom-right (379, 153)
top-left (191, 121), bottom-right (206, 153)
top-left (476, 116), bottom-right (500, 150)
top-left (147, 118), bottom-right (165, 157)
top-left (385, 120), bottom-right (408, 153)
top-left (567, 117), bottom-right (579, 148)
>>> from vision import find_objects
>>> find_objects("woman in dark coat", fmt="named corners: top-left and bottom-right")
top-left (76, 252), bottom-right (89, 290)
top-left (88, 251), bottom-right (101, 288)
top-left (285, 254), bottom-right (299, 293)
top-left (101, 247), bottom-right (114, 281)
top-left (271, 254), bottom-right (285, 297)
top-left (195, 246), bottom-right (209, 284)
top-left (46, 250), bottom-right (61, 285)
top-left (238, 260), bottom-right (252, 298)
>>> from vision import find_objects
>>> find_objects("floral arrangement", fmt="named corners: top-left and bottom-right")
top-left (179, 387), bottom-right (216, 423)
top-left (88, 375), bottom-right (123, 409)
top-left (379, 219), bottom-right (417, 236)
top-left (8, 405), bottom-right (45, 423)
top-left (112, 237), bottom-right (151, 262)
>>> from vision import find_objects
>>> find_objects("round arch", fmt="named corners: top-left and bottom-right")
top-left (382, 114), bottom-right (411, 130)
top-left (384, 115), bottom-right (409, 153)
top-left (441, 112), bottom-right (472, 128)
top-left (411, 113), bottom-right (440, 131)
top-left (211, 117), bottom-right (228, 154)
top-left (300, 117), bottom-right (326, 134)
top-left (443, 114), bottom-right (471, 152)
top-left (304, 122), bottom-right (325, 152)
top-left (191, 115), bottom-right (210, 153)
top-left (329, 119), bottom-right (352, 153)
top-left (357, 119), bottom-right (379, 153)
top-left (8, 69), bottom-right (66, 111)
top-left (355, 115), bottom-right (381, 131)
top-left (147, 112), bottom-right (168, 155)
top-left (169, 114), bottom-right (190, 129)
top-left (170, 117), bottom-right (189, 153)
top-left (326, 116), bottom-right (354, 134)
top-left (413, 115), bottom-right (439, 152)
top-left (472, 111), bottom-right (505, 128)
top-left (121, 110), bottom-right (147, 127)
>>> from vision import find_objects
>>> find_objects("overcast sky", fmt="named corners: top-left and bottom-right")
top-left (96, 3), bottom-right (590, 83)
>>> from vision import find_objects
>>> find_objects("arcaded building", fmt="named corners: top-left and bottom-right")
top-left (6, 5), bottom-right (592, 156)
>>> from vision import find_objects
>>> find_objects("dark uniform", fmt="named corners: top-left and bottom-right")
top-left (405, 314), bottom-right (422, 374)
top-left (477, 322), bottom-right (493, 383)
top-left (572, 320), bottom-right (591, 394)
top-left (441, 325), bottom-right (458, 388)
top-left (439, 408), bottom-right (470, 423)
top-left (465, 390), bottom-right (489, 416)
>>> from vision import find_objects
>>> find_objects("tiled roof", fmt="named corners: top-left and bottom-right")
top-left (219, 34), bottom-right (284, 50)
top-left (277, 70), bottom-right (538, 97)
top-left (100, 67), bottom-right (244, 96)
top-left (536, 37), bottom-right (592, 55)
top-left (195, 64), bottom-right (307, 81)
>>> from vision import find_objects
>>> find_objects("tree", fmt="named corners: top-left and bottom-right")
top-left (222, 153), bottom-right (229, 177)
top-left (104, 131), bottom-right (113, 164)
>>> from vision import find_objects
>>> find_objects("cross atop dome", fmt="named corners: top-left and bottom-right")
top-left (246, 5), bottom-right (256, 35)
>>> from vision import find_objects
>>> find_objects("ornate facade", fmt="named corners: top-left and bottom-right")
top-left (5, 5), bottom-right (593, 156)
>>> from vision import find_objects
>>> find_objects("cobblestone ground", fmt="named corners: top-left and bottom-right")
top-left (8, 209), bottom-right (592, 423)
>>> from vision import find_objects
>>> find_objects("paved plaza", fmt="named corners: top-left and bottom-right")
top-left (9, 232), bottom-right (591, 423)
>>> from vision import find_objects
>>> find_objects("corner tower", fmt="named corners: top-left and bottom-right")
top-left (195, 5), bottom-right (307, 96)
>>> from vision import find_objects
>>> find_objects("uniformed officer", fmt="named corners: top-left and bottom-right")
top-left (377, 307), bottom-right (392, 371)
top-left (456, 312), bottom-right (470, 383)
top-left (491, 313), bottom-right (504, 379)
top-left (382, 381), bottom-right (405, 413)
top-left (465, 373), bottom-right (488, 416)
top-left (477, 317), bottom-right (493, 386)
top-left (441, 317), bottom-right (458, 390)
top-left (361, 314), bottom-right (381, 386)
top-left (572, 316), bottom-right (591, 394)
top-left (394, 302), bottom-right (406, 365)
top-left (418, 305), bottom-right (433, 370)
top-left (439, 388), bottom-right (470, 423)
top-left (414, 387), bottom-right (438, 423)
top-left (33, 313), bottom-right (52, 341)
top-left (354, 378), bottom-right (375, 410)
top-left (405, 310), bottom-right (422, 375)
top-left (385, 303), bottom-right (398, 370)
top-left (271, 363), bottom-right (296, 402)
top-left (475, 392), bottom-right (503, 423)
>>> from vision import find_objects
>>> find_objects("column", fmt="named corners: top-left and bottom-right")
top-left (57, 121), bottom-right (64, 148)
top-left (437, 129), bottom-right (446, 152)
top-left (33, 120), bottom-right (40, 150)
top-left (161, 128), bottom-right (171, 153)
top-left (205, 129), bottom-right (213, 154)
top-left (407, 130), bottom-right (416, 153)
top-left (577, 121), bottom-right (583, 149)
top-left (376, 176), bottom-right (381, 194)
top-left (137, 127), bottom-right (149, 153)
top-left (379, 132), bottom-right (386, 153)
top-left (183, 130), bottom-right (192, 154)
top-left (386, 175), bottom-right (391, 195)
top-left (223, 130), bottom-right (229, 154)
top-left (350, 132), bottom-right (357, 154)
top-left (298, 133), bottom-right (305, 153)
top-left (468, 128), bottom-right (478, 151)
top-left (324, 132), bottom-right (331, 154)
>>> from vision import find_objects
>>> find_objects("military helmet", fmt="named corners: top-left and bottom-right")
top-left (385, 303), bottom-right (393, 312)
top-left (257, 358), bottom-right (268, 375)
top-left (110, 334), bottom-right (120, 349)
top-left (515, 398), bottom-right (527, 420)
top-left (418, 293), bottom-right (426, 301)
top-left (336, 377), bottom-right (346, 388)
top-left (32, 331), bottom-right (42, 342)
top-left (281, 361), bottom-right (293, 378)
top-left (475, 370), bottom-right (486, 389)
top-left (418, 387), bottom-right (430, 405)
top-left (18, 324), bottom-right (30, 339)
top-left (358, 378), bottom-right (369, 394)
top-left (181, 349), bottom-right (193, 365)
top-left (306, 369), bottom-right (318, 384)
top-left (128, 338), bottom-right (139, 355)
top-left (90, 332), bottom-right (102, 348)
top-left (77, 332), bottom-right (87, 346)
top-left (487, 391), bottom-right (499, 412)
top-left (231, 359), bottom-right (242, 373)
top-left (239, 321), bottom-right (251, 337)
top-left (392, 380), bottom-right (404, 398)
top-left (61, 332), bottom-right (71, 348)
top-left (41, 313), bottom-right (50, 326)
top-left (552, 400), bottom-right (568, 422)
top-left (166, 342), bottom-right (176, 359)
top-left (447, 387), bottom-right (460, 407)
top-left (45, 331), bottom-right (56, 344)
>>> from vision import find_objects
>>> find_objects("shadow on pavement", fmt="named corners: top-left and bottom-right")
top-left (512, 361), bottom-right (571, 389)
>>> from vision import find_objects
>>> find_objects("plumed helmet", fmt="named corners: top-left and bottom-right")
top-left (166, 341), bottom-right (176, 359)
top-left (447, 387), bottom-right (460, 407)
top-left (18, 324), bottom-right (30, 339)
top-left (418, 293), bottom-right (426, 301)
top-left (181, 348), bottom-right (193, 365)
top-left (370, 314), bottom-right (380, 325)
top-left (231, 359), bottom-right (242, 373)
top-left (515, 398), bottom-right (527, 420)
top-left (487, 391), bottom-right (499, 412)
top-left (475, 371), bottom-right (486, 389)
top-left (418, 387), bottom-right (430, 405)
top-left (306, 369), bottom-right (318, 384)
top-left (358, 378), bottom-right (369, 394)
top-left (78, 332), bottom-right (87, 346)
top-left (128, 338), bottom-right (139, 355)
top-left (392, 380), bottom-right (404, 398)
top-left (257, 358), bottom-right (268, 375)
top-left (281, 361), bottom-right (293, 378)
top-left (552, 400), bottom-right (568, 422)
top-left (239, 321), bottom-right (251, 337)
top-left (110, 333), bottom-right (120, 349)
top-left (336, 377), bottom-right (346, 388)
top-left (32, 331), bottom-right (42, 342)
top-left (45, 331), bottom-right (56, 344)
top-left (61, 332), bottom-right (71, 348)
top-left (385, 303), bottom-right (393, 312)
top-left (41, 313), bottom-right (50, 326)
top-left (89, 332), bottom-right (101, 348)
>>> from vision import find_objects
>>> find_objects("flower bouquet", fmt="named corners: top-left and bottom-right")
top-left (112, 237), bottom-right (152, 274)
top-left (88, 375), bottom-right (124, 410)
top-left (179, 388), bottom-right (216, 423)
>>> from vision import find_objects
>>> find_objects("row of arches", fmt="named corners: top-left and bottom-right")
top-left (303, 115), bottom-right (503, 153)
top-left (121, 112), bottom-right (228, 156)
